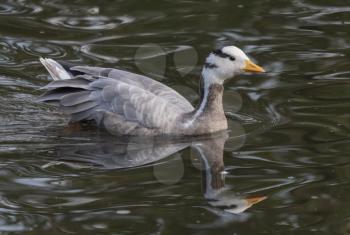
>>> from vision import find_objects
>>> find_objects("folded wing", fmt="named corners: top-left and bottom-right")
top-left (38, 59), bottom-right (195, 135)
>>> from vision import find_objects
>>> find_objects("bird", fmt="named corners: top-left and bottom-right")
top-left (38, 45), bottom-right (265, 136)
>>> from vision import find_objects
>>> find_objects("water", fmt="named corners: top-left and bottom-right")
top-left (1, 0), bottom-right (350, 234)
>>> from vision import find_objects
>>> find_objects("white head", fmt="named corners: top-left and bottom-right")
top-left (202, 46), bottom-right (265, 84)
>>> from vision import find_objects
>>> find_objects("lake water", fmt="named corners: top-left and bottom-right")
top-left (1, 0), bottom-right (350, 234)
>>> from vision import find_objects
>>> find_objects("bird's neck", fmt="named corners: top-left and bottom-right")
top-left (196, 75), bottom-right (225, 117)
top-left (185, 74), bottom-right (227, 133)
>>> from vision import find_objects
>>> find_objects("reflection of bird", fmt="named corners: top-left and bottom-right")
top-left (192, 133), bottom-right (266, 214)
top-left (45, 136), bottom-right (190, 169)
top-left (47, 131), bottom-right (266, 214)
top-left (38, 46), bottom-right (264, 136)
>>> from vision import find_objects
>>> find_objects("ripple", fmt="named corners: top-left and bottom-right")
top-left (0, 0), bottom-right (42, 15)
top-left (0, 37), bottom-right (67, 67)
top-left (292, 0), bottom-right (350, 25)
top-left (313, 71), bottom-right (350, 80)
top-left (14, 40), bottom-right (66, 57)
top-left (46, 15), bottom-right (134, 30)
top-left (80, 44), bottom-right (119, 63)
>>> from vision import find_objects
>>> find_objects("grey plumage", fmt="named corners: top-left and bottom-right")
top-left (58, 100), bottom-right (98, 114)
top-left (60, 91), bottom-right (93, 106)
top-left (39, 58), bottom-right (195, 135)
top-left (72, 66), bottom-right (194, 111)
top-left (41, 77), bottom-right (92, 90)
top-left (37, 88), bottom-right (81, 103)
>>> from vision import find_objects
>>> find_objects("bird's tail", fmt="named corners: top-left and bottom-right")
top-left (39, 58), bottom-right (72, 81)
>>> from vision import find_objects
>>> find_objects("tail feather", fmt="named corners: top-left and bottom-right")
top-left (40, 77), bottom-right (92, 90)
top-left (38, 58), bottom-right (105, 124)
top-left (36, 88), bottom-right (85, 102)
top-left (58, 101), bottom-right (98, 114)
top-left (40, 58), bottom-right (72, 81)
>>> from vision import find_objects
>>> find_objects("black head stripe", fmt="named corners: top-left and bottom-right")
top-left (204, 62), bottom-right (218, 69)
top-left (212, 49), bottom-right (227, 58)
top-left (212, 49), bottom-right (235, 61)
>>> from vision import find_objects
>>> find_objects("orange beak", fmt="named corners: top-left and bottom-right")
top-left (243, 60), bottom-right (265, 73)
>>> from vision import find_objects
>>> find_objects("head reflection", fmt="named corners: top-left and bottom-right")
top-left (191, 133), bottom-right (266, 214)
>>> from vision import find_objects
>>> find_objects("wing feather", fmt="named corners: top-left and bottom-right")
top-left (58, 101), bottom-right (98, 114)
top-left (60, 91), bottom-right (92, 106)
top-left (71, 66), bottom-right (194, 112)
top-left (39, 60), bottom-right (195, 135)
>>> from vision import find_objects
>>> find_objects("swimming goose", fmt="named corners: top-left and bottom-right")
top-left (38, 46), bottom-right (264, 136)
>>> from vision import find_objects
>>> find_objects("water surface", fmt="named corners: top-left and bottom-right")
top-left (1, 0), bottom-right (350, 234)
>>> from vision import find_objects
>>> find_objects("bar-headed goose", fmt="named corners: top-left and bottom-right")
top-left (38, 46), bottom-right (264, 136)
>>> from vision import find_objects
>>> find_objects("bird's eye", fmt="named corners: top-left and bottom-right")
top-left (229, 56), bottom-right (235, 61)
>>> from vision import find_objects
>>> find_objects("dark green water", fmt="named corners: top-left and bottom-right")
top-left (1, 0), bottom-right (350, 234)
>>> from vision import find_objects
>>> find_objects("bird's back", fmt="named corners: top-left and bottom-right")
top-left (38, 59), bottom-right (194, 135)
